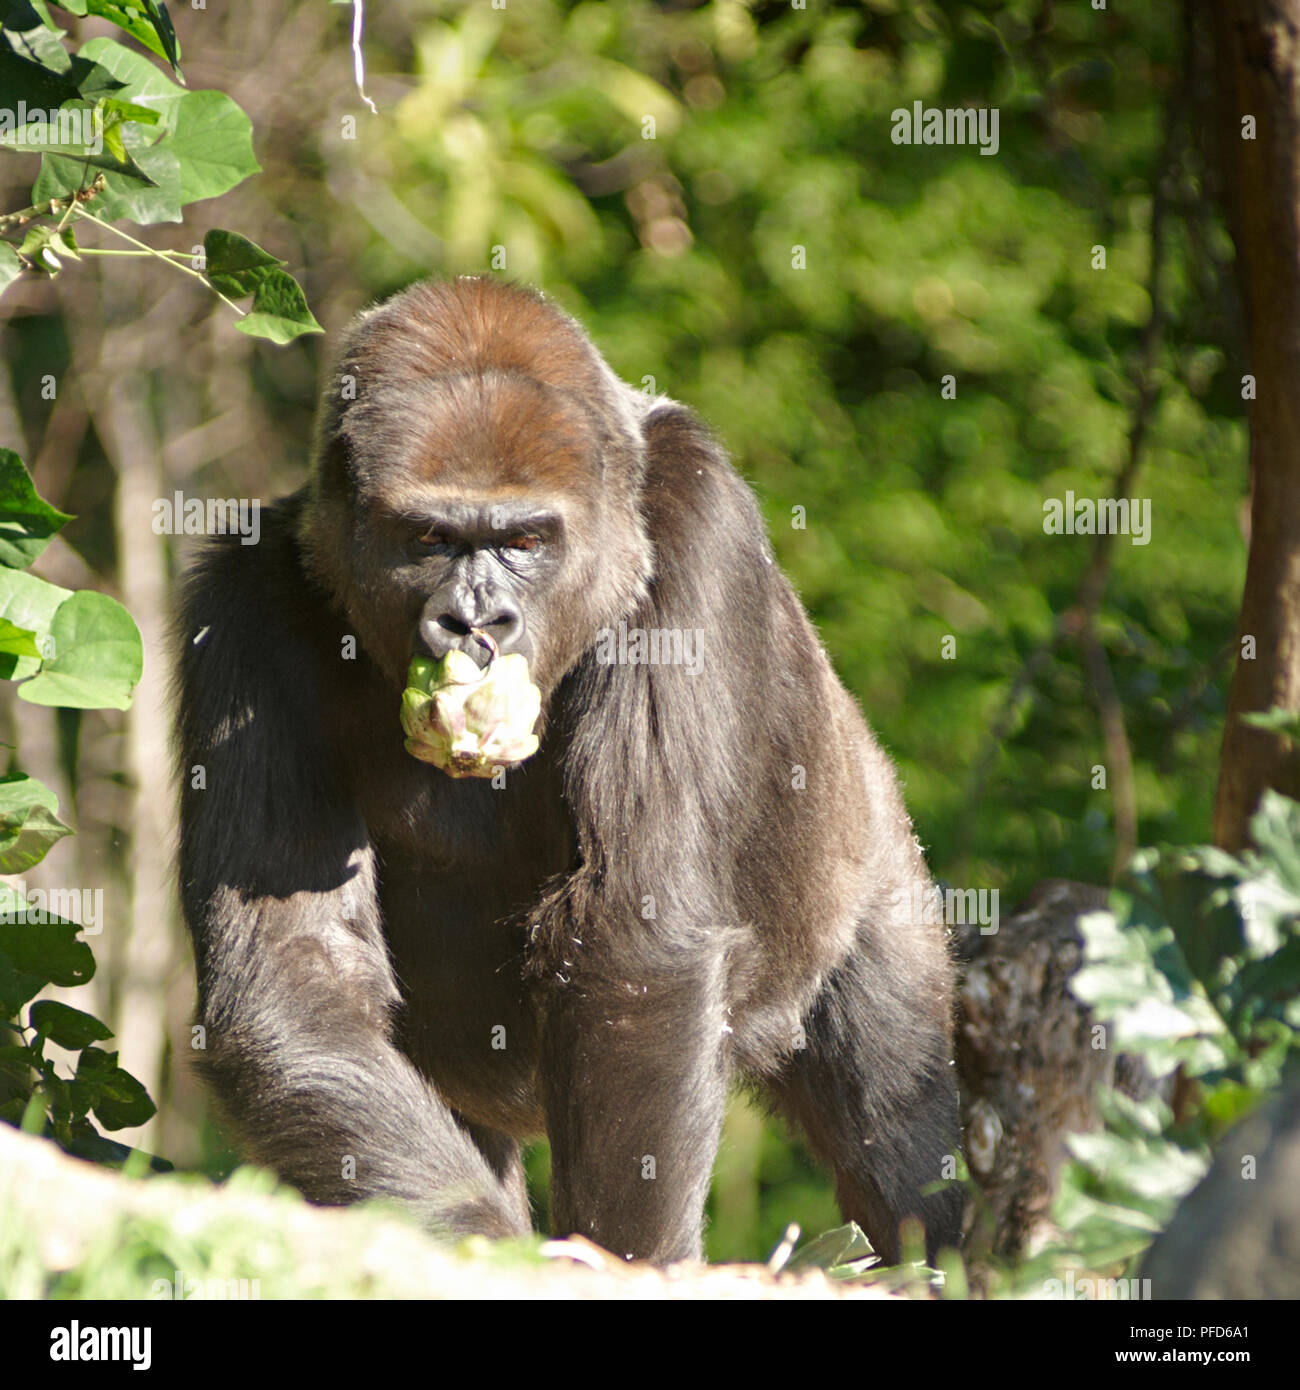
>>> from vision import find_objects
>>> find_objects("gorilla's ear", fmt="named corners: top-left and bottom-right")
top-left (309, 430), bottom-right (351, 503)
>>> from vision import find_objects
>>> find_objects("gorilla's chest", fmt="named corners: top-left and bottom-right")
top-left (360, 743), bottom-right (573, 876)
top-left (359, 757), bottom-right (574, 1134)
top-left (365, 755), bottom-right (574, 967)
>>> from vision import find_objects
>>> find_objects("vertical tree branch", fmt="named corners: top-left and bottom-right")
top-left (1211, 0), bottom-right (1300, 850)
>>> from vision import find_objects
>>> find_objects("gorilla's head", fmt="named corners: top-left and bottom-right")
top-left (300, 277), bottom-right (655, 699)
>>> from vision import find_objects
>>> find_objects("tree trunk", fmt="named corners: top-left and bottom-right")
top-left (1211, 0), bottom-right (1300, 851)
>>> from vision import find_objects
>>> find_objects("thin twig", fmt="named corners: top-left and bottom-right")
top-left (1080, 627), bottom-right (1138, 878)
top-left (70, 208), bottom-right (245, 317)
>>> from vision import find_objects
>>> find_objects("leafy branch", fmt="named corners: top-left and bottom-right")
top-left (0, 0), bottom-right (320, 341)
top-left (0, 446), bottom-right (165, 1171)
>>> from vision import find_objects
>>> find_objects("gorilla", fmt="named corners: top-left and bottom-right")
top-left (175, 276), bottom-right (962, 1265)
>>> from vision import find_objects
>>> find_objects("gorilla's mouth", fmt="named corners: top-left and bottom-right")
top-left (429, 620), bottom-right (498, 670)
top-left (466, 626), bottom-right (499, 667)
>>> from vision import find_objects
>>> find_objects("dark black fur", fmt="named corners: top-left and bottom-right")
top-left (175, 277), bottom-right (962, 1263)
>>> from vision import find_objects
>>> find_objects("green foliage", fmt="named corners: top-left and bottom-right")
top-left (1241, 707), bottom-right (1300, 740)
top-left (0, 1163), bottom-right (550, 1299)
top-left (0, 450), bottom-right (163, 1172)
top-left (1074, 789), bottom-right (1300, 1093)
top-left (50, 1), bottom-right (182, 73)
top-left (0, 453), bottom-right (140, 707)
top-left (1007, 789), bottom-right (1300, 1285)
top-left (0, 894), bottom-right (91, 1016)
top-left (0, 446), bottom-right (73, 568)
top-left (32, 39), bottom-right (256, 218)
top-left (0, 772), bottom-right (72, 873)
top-left (202, 228), bottom-right (322, 343)
top-left (779, 1218), bottom-right (951, 1297)
top-left (15, 590), bottom-right (143, 709)
top-left (0, 2), bottom-right (319, 340)
top-left (783, 1220), bottom-right (874, 1278)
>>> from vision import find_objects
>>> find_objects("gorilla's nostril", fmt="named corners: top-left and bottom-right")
top-left (417, 608), bottom-right (524, 668)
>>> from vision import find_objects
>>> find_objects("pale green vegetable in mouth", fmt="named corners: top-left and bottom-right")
top-left (400, 633), bottom-right (541, 778)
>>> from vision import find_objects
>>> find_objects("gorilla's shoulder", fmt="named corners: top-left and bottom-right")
top-left (177, 493), bottom-right (314, 593)
top-left (636, 397), bottom-right (770, 556)
top-left (173, 491), bottom-right (337, 658)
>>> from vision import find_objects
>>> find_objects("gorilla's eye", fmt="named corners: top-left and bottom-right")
top-left (416, 529), bottom-right (452, 551)
top-left (501, 535), bottom-right (541, 552)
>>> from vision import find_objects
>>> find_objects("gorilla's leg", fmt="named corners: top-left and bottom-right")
top-left (539, 956), bottom-right (730, 1263)
top-left (195, 888), bottom-right (530, 1241)
top-left (766, 942), bottom-right (963, 1265)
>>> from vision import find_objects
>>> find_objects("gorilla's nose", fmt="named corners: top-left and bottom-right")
top-left (419, 601), bottom-right (526, 666)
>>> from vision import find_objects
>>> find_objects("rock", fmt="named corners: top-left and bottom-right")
top-left (1142, 1081), bottom-right (1300, 1299)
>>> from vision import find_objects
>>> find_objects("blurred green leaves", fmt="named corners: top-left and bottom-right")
top-left (1043, 790), bottom-right (1300, 1275)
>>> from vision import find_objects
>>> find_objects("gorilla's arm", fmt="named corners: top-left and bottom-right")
top-left (531, 402), bottom-right (781, 1262)
top-left (175, 506), bottom-right (523, 1237)
top-left (533, 398), bottom-right (960, 1263)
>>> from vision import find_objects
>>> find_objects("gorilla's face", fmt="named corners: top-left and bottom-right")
top-left (405, 496), bottom-right (556, 669)
top-left (300, 278), bottom-right (656, 709)
top-left (343, 379), bottom-right (600, 695)
top-left (305, 391), bottom-right (654, 713)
